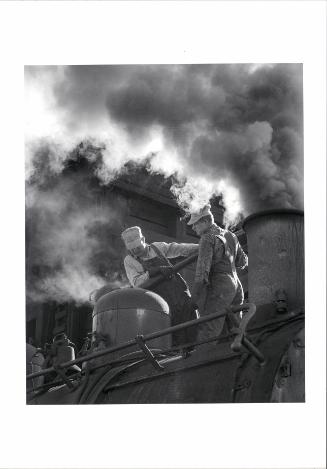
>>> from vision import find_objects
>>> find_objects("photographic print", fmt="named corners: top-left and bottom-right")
top-left (25, 63), bottom-right (305, 405)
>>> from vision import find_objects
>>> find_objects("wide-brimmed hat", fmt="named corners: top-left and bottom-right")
top-left (187, 204), bottom-right (213, 225)
top-left (121, 226), bottom-right (144, 250)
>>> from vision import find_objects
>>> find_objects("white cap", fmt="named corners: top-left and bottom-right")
top-left (187, 204), bottom-right (213, 225)
top-left (121, 226), bottom-right (144, 250)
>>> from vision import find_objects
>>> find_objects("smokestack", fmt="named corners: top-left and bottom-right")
top-left (243, 209), bottom-right (304, 317)
top-left (210, 196), bottom-right (225, 227)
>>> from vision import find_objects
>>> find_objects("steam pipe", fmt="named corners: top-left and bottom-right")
top-left (26, 302), bottom-right (255, 380)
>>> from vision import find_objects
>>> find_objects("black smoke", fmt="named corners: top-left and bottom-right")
top-left (27, 64), bottom-right (303, 214)
top-left (103, 64), bottom-right (303, 212)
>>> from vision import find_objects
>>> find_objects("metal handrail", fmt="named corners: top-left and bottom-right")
top-left (26, 303), bottom-right (256, 381)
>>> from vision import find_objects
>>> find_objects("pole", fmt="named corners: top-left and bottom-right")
top-left (140, 253), bottom-right (198, 290)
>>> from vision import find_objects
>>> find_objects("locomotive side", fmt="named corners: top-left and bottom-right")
top-left (26, 209), bottom-right (304, 404)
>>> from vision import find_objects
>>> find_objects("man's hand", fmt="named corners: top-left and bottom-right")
top-left (189, 299), bottom-right (199, 311)
top-left (147, 266), bottom-right (174, 279)
top-left (147, 266), bottom-right (161, 277)
top-left (191, 281), bottom-right (206, 312)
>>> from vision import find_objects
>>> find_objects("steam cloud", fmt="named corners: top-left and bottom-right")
top-left (26, 145), bottom-right (129, 304)
top-left (25, 64), bottom-right (303, 303)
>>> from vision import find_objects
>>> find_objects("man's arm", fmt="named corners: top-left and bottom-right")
top-left (191, 234), bottom-right (216, 306)
top-left (153, 241), bottom-right (198, 259)
top-left (235, 241), bottom-right (248, 270)
top-left (194, 234), bottom-right (216, 284)
top-left (124, 255), bottom-right (149, 287)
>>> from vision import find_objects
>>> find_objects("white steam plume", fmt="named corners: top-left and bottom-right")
top-left (26, 176), bottom-right (128, 304)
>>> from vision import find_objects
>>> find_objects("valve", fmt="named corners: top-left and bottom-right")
top-left (275, 289), bottom-right (288, 313)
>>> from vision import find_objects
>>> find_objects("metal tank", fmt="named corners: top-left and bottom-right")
top-left (239, 208), bottom-right (305, 402)
top-left (26, 343), bottom-right (44, 393)
top-left (243, 209), bottom-right (304, 318)
top-left (92, 287), bottom-right (171, 357)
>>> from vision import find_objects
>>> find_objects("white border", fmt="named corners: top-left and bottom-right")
top-left (0, 1), bottom-right (325, 468)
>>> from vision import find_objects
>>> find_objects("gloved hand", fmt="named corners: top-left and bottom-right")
top-left (189, 299), bottom-right (199, 311)
top-left (158, 266), bottom-right (174, 279)
top-left (190, 281), bottom-right (205, 311)
top-left (147, 266), bottom-right (161, 278)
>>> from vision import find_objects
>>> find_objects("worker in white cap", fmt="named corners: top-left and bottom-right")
top-left (187, 204), bottom-right (248, 341)
top-left (121, 226), bottom-right (199, 347)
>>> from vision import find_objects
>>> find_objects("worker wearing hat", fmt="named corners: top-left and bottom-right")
top-left (187, 204), bottom-right (248, 341)
top-left (122, 226), bottom-right (199, 347)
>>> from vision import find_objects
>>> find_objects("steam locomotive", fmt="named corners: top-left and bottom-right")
top-left (26, 209), bottom-right (304, 404)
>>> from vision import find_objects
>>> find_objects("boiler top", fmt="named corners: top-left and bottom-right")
top-left (92, 287), bottom-right (171, 353)
top-left (94, 287), bottom-right (169, 315)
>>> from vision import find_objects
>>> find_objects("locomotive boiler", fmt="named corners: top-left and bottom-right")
top-left (26, 209), bottom-right (305, 404)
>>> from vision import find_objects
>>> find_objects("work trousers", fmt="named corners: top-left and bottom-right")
top-left (168, 290), bottom-right (199, 347)
top-left (197, 272), bottom-right (244, 342)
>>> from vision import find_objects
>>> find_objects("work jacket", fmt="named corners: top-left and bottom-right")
top-left (195, 223), bottom-right (247, 286)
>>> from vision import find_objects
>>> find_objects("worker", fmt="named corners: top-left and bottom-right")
top-left (187, 204), bottom-right (248, 342)
top-left (121, 226), bottom-right (199, 347)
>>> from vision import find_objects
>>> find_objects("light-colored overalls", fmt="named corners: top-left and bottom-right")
top-left (197, 228), bottom-right (246, 341)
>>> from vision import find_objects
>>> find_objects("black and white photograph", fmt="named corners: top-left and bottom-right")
top-left (25, 63), bottom-right (305, 405)
top-left (0, 2), bottom-right (325, 469)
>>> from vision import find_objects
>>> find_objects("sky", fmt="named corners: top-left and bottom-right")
top-left (25, 63), bottom-right (304, 304)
